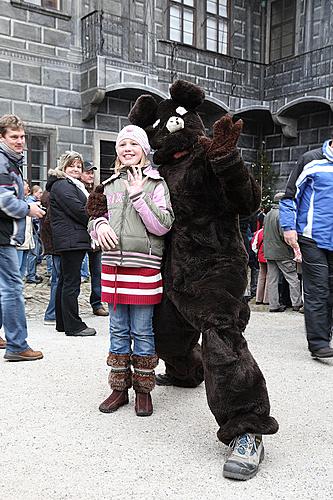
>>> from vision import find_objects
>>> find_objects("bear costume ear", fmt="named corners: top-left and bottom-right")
top-left (128, 95), bottom-right (158, 128)
top-left (169, 79), bottom-right (205, 110)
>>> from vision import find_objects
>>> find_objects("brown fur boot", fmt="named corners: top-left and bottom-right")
top-left (132, 354), bottom-right (158, 416)
top-left (99, 353), bottom-right (132, 413)
top-left (99, 389), bottom-right (129, 413)
top-left (135, 392), bottom-right (153, 417)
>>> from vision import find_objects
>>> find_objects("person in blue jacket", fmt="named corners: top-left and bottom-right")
top-left (0, 114), bottom-right (45, 360)
top-left (280, 139), bottom-right (333, 359)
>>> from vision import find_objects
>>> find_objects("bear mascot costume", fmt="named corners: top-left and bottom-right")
top-left (87, 79), bottom-right (278, 480)
top-left (128, 80), bottom-right (278, 480)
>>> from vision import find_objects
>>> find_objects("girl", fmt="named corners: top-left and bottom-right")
top-left (87, 125), bottom-right (174, 417)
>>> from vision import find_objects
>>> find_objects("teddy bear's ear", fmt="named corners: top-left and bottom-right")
top-left (169, 79), bottom-right (205, 110)
top-left (128, 95), bottom-right (158, 128)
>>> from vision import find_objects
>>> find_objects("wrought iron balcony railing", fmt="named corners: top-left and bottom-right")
top-left (81, 10), bottom-right (153, 67)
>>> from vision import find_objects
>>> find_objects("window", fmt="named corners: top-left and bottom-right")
top-left (23, 134), bottom-right (50, 190)
top-left (270, 0), bottom-right (296, 62)
top-left (19, 0), bottom-right (60, 9)
top-left (169, 0), bottom-right (195, 45)
top-left (206, 0), bottom-right (228, 54)
top-left (100, 140), bottom-right (116, 181)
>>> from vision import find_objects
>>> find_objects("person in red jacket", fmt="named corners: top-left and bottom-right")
top-left (251, 228), bottom-right (269, 305)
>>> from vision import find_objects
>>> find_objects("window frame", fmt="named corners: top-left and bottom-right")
top-left (11, 0), bottom-right (71, 19)
top-left (168, 0), bottom-right (196, 47)
top-left (205, 0), bottom-right (229, 55)
top-left (269, 0), bottom-right (296, 62)
top-left (23, 127), bottom-right (56, 190)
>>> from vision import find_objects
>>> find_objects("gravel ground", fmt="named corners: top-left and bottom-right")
top-left (1, 272), bottom-right (333, 499)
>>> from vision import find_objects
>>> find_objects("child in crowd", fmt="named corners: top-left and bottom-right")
top-left (87, 125), bottom-right (174, 417)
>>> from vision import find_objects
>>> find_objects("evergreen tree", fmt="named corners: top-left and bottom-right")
top-left (251, 151), bottom-right (278, 210)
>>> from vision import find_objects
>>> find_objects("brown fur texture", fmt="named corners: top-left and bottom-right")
top-left (131, 354), bottom-right (158, 393)
top-left (107, 353), bottom-right (132, 391)
top-left (86, 184), bottom-right (107, 219)
top-left (129, 79), bottom-right (279, 443)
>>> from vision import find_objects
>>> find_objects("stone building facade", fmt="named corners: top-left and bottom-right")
top-left (0, 0), bottom-right (332, 190)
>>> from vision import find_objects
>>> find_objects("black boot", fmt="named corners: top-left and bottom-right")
top-left (156, 373), bottom-right (176, 386)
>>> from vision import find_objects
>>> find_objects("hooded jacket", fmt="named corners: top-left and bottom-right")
top-left (89, 164), bottom-right (174, 269)
top-left (280, 140), bottom-right (333, 250)
top-left (0, 149), bottom-right (28, 245)
top-left (46, 168), bottom-right (91, 253)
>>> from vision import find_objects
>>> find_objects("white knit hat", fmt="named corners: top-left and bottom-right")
top-left (115, 125), bottom-right (150, 156)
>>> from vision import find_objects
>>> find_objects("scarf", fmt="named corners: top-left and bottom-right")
top-left (0, 141), bottom-right (24, 170)
top-left (66, 174), bottom-right (90, 198)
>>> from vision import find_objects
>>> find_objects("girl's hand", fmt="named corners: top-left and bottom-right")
top-left (124, 166), bottom-right (147, 197)
top-left (96, 223), bottom-right (118, 251)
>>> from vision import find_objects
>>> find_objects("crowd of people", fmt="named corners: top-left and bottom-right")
top-left (0, 114), bottom-right (174, 417)
top-left (244, 197), bottom-right (302, 313)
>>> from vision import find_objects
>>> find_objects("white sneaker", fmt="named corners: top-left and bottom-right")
top-left (223, 433), bottom-right (264, 480)
top-left (44, 319), bottom-right (56, 326)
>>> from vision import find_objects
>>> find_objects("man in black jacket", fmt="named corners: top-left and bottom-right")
top-left (0, 114), bottom-right (44, 360)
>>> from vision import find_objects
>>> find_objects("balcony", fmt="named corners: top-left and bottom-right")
top-left (81, 10), bottom-right (154, 70)
top-left (265, 45), bottom-right (333, 101)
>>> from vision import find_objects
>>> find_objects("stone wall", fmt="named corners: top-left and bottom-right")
top-left (0, 0), bottom-right (332, 188)
top-left (264, 109), bottom-right (333, 191)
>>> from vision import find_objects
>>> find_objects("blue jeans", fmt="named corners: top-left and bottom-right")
top-left (46, 254), bottom-right (53, 275)
top-left (0, 246), bottom-right (29, 352)
top-left (17, 249), bottom-right (28, 278)
top-left (44, 255), bottom-right (61, 321)
top-left (109, 304), bottom-right (156, 356)
top-left (26, 232), bottom-right (40, 281)
top-left (88, 250), bottom-right (102, 310)
top-left (81, 253), bottom-right (90, 278)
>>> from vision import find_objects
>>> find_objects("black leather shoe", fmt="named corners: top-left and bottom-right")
top-left (269, 306), bottom-right (286, 312)
top-left (93, 307), bottom-right (109, 317)
top-left (311, 347), bottom-right (333, 358)
top-left (26, 276), bottom-right (43, 284)
top-left (155, 373), bottom-right (176, 386)
top-left (65, 327), bottom-right (96, 337)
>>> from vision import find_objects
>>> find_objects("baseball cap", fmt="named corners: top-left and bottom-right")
top-left (83, 161), bottom-right (97, 172)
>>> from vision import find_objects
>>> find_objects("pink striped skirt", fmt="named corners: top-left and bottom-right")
top-left (101, 265), bottom-right (163, 307)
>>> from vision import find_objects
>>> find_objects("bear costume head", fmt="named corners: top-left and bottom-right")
top-left (128, 80), bottom-right (206, 164)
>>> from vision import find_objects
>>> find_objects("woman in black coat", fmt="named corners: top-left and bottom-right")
top-left (47, 151), bottom-right (96, 336)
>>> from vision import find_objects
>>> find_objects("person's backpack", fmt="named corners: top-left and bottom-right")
top-left (251, 228), bottom-right (263, 255)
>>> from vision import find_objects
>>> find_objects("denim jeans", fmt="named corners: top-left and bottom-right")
top-left (88, 250), bottom-right (102, 310)
top-left (46, 254), bottom-right (53, 275)
top-left (109, 303), bottom-right (156, 356)
top-left (17, 249), bottom-right (28, 278)
top-left (81, 253), bottom-right (90, 278)
top-left (44, 255), bottom-right (61, 321)
top-left (26, 232), bottom-right (40, 281)
top-left (0, 246), bottom-right (29, 352)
